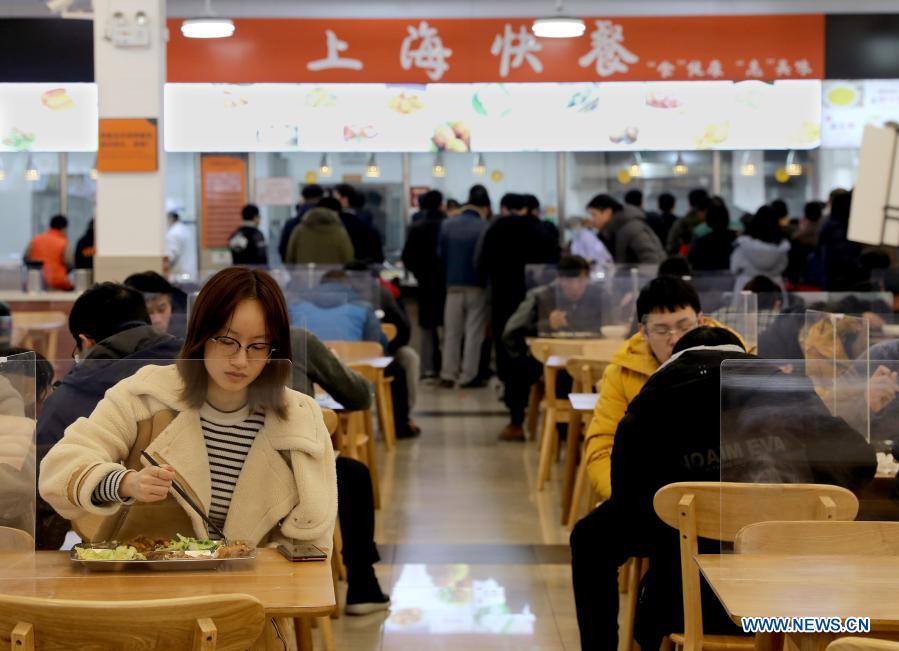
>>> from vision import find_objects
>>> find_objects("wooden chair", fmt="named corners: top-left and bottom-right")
top-left (562, 358), bottom-right (610, 527)
top-left (11, 311), bottom-right (67, 361)
top-left (381, 323), bottom-right (397, 343)
top-left (0, 526), bottom-right (34, 551)
top-left (653, 482), bottom-right (860, 651)
top-left (827, 638), bottom-right (899, 650)
top-left (326, 340), bottom-right (397, 450)
top-left (0, 593), bottom-right (265, 650)
top-left (735, 520), bottom-right (899, 556)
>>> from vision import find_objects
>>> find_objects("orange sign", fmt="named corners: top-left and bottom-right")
top-left (96, 118), bottom-right (158, 172)
top-left (201, 155), bottom-right (247, 248)
top-left (168, 15), bottom-right (824, 84)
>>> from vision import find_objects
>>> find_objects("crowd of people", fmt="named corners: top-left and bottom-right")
top-left (6, 177), bottom-right (899, 648)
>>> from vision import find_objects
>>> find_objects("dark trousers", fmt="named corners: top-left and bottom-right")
top-left (385, 361), bottom-right (410, 431)
top-left (570, 501), bottom-right (654, 650)
top-left (336, 456), bottom-right (380, 591)
top-left (504, 358), bottom-right (572, 426)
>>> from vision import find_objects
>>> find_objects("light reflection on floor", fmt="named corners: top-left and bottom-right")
top-left (384, 564), bottom-right (536, 636)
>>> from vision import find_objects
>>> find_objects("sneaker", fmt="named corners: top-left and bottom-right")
top-left (438, 379), bottom-right (456, 389)
top-left (499, 423), bottom-right (526, 441)
top-left (458, 378), bottom-right (488, 389)
top-left (345, 593), bottom-right (391, 616)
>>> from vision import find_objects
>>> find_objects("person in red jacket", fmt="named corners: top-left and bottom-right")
top-left (26, 215), bottom-right (73, 290)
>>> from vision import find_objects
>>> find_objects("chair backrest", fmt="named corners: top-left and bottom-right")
top-left (325, 340), bottom-right (384, 362)
top-left (0, 593), bottom-right (266, 650)
top-left (564, 357), bottom-right (610, 393)
top-left (321, 408), bottom-right (339, 436)
top-left (827, 638), bottom-right (899, 651)
top-left (0, 526), bottom-right (34, 552)
top-left (381, 323), bottom-right (397, 343)
top-left (653, 482), bottom-right (859, 649)
top-left (527, 339), bottom-right (589, 364)
top-left (736, 520), bottom-right (899, 555)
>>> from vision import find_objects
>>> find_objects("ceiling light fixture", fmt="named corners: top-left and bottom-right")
top-left (672, 153), bottom-right (688, 177)
top-left (432, 152), bottom-right (446, 178)
top-left (472, 153), bottom-right (486, 176)
top-left (365, 153), bottom-right (380, 178)
top-left (318, 153), bottom-right (332, 178)
top-left (740, 151), bottom-right (757, 177)
top-left (181, 0), bottom-right (234, 39)
top-left (785, 150), bottom-right (803, 177)
top-left (0, 158), bottom-right (5, 182)
top-left (90, 156), bottom-right (99, 181)
top-left (628, 152), bottom-right (643, 178)
top-left (24, 155), bottom-right (40, 182)
top-left (532, 0), bottom-right (586, 39)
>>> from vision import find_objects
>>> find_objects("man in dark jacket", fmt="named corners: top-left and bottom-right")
top-left (35, 282), bottom-right (183, 548)
top-left (278, 184), bottom-right (324, 262)
top-left (228, 204), bottom-right (268, 265)
top-left (402, 190), bottom-right (447, 378)
top-left (667, 188), bottom-right (710, 256)
top-left (645, 192), bottom-right (678, 246)
top-left (477, 193), bottom-right (559, 418)
top-left (333, 185), bottom-right (384, 263)
top-left (587, 194), bottom-right (665, 264)
top-left (570, 327), bottom-right (876, 650)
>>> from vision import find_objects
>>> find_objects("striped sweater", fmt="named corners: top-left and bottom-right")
top-left (92, 403), bottom-right (265, 539)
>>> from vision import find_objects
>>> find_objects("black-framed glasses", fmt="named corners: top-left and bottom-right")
top-left (208, 336), bottom-right (276, 360)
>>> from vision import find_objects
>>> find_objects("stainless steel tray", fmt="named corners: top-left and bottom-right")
top-left (70, 544), bottom-right (257, 572)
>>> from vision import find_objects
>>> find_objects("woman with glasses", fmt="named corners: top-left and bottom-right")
top-left (39, 267), bottom-right (337, 551)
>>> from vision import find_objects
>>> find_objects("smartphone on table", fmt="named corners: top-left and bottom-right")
top-left (277, 542), bottom-right (328, 562)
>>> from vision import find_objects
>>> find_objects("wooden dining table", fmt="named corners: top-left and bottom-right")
top-left (0, 549), bottom-right (335, 650)
top-left (696, 553), bottom-right (899, 650)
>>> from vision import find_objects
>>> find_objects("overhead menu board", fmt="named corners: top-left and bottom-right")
top-left (821, 79), bottom-right (899, 148)
top-left (164, 80), bottom-right (821, 153)
top-left (0, 83), bottom-right (97, 152)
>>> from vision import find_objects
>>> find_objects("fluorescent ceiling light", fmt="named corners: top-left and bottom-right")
top-left (532, 16), bottom-right (586, 39)
top-left (181, 18), bottom-right (235, 39)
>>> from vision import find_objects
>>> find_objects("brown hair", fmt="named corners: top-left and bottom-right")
top-left (177, 267), bottom-right (293, 419)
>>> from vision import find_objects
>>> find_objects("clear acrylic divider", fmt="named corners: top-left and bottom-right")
top-left (536, 276), bottom-right (606, 339)
top-left (0, 351), bottom-right (36, 551)
top-left (690, 271), bottom-right (740, 313)
top-left (785, 291), bottom-right (893, 315)
top-left (719, 356), bottom-right (886, 555)
top-left (37, 357), bottom-right (298, 549)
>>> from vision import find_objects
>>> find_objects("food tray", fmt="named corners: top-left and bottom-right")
top-left (70, 544), bottom-right (257, 572)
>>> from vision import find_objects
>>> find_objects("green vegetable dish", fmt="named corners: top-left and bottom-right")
top-left (73, 535), bottom-right (254, 561)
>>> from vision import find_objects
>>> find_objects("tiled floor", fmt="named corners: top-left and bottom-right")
top-left (327, 380), bottom-right (587, 650)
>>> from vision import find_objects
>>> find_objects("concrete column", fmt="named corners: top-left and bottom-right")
top-left (93, 0), bottom-right (166, 282)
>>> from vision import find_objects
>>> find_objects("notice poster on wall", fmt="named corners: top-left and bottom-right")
top-left (822, 80), bottom-right (899, 148)
top-left (201, 155), bottom-right (247, 248)
top-left (97, 118), bottom-right (158, 172)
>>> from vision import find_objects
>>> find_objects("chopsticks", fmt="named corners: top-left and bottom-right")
top-left (140, 450), bottom-right (227, 541)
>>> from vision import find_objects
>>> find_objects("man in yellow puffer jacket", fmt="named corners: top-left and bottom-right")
top-left (584, 276), bottom-right (741, 500)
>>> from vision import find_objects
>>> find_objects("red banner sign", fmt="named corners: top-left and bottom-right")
top-left (201, 155), bottom-right (247, 248)
top-left (168, 15), bottom-right (824, 84)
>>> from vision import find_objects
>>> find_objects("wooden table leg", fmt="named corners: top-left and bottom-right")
top-left (294, 617), bottom-right (314, 651)
top-left (560, 410), bottom-right (583, 523)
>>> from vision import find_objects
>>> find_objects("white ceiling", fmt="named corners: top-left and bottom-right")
top-left (2, 0), bottom-right (898, 18)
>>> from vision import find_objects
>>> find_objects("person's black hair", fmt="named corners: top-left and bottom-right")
top-left (523, 194), bottom-right (540, 214)
top-left (301, 184), bottom-right (324, 201)
top-left (658, 256), bottom-right (692, 278)
top-left (350, 191), bottom-right (366, 209)
top-left (69, 282), bottom-right (150, 346)
top-left (829, 187), bottom-right (849, 204)
top-left (0, 301), bottom-right (9, 318)
top-left (557, 255), bottom-right (590, 278)
top-left (746, 205), bottom-right (784, 244)
top-left (241, 204), bottom-right (260, 221)
top-left (500, 193), bottom-right (526, 213)
top-left (830, 190), bottom-right (853, 225)
top-left (420, 190), bottom-right (443, 212)
top-left (317, 196), bottom-right (343, 213)
top-left (49, 215), bottom-right (68, 230)
top-left (0, 347), bottom-right (54, 402)
top-left (335, 183), bottom-right (358, 204)
top-left (671, 326), bottom-right (745, 355)
top-left (742, 275), bottom-right (783, 310)
top-left (124, 271), bottom-right (176, 295)
top-left (658, 192), bottom-right (675, 213)
top-left (770, 199), bottom-right (789, 220)
top-left (705, 197), bottom-right (730, 232)
top-left (688, 188), bottom-right (710, 210)
top-left (446, 198), bottom-right (461, 210)
top-left (804, 201), bottom-right (824, 223)
top-left (636, 276), bottom-right (701, 322)
top-left (624, 189), bottom-right (643, 207)
top-left (467, 184), bottom-right (491, 208)
top-left (586, 194), bottom-right (622, 212)
top-left (321, 269), bottom-right (349, 285)
top-left (168, 211), bottom-right (180, 223)
top-left (343, 260), bottom-right (378, 277)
